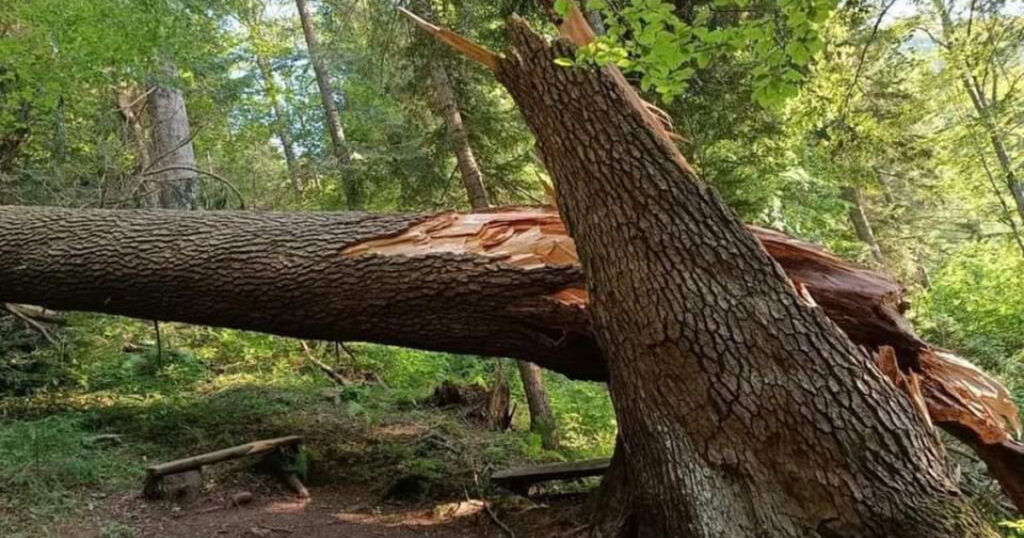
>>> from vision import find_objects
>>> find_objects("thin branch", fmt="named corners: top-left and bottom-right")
top-left (141, 166), bottom-right (246, 209)
top-left (144, 124), bottom-right (205, 173)
top-left (111, 87), bottom-right (155, 114)
top-left (301, 341), bottom-right (348, 386)
top-left (915, 25), bottom-right (949, 49)
top-left (4, 303), bottom-right (59, 347)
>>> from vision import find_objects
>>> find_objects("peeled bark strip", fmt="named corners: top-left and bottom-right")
top-left (496, 16), bottom-right (995, 535)
top-left (0, 203), bottom-right (1020, 514)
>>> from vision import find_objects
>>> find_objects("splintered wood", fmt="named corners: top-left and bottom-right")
top-left (919, 349), bottom-right (1022, 443)
top-left (342, 206), bottom-right (1021, 450)
top-left (342, 209), bottom-right (579, 269)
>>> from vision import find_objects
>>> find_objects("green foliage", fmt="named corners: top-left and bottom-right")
top-left (915, 241), bottom-right (1024, 386)
top-left (577, 0), bottom-right (835, 105)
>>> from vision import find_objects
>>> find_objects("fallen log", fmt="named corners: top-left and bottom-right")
top-left (145, 435), bottom-right (304, 479)
top-left (0, 205), bottom-right (1020, 510)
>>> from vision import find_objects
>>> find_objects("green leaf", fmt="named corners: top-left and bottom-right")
top-left (554, 0), bottom-right (571, 16)
top-left (553, 57), bottom-right (574, 67)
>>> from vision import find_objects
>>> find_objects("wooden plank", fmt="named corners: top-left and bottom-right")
top-left (145, 435), bottom-right (303, 478)
top-left (492, 458), bottom-right (610, 485)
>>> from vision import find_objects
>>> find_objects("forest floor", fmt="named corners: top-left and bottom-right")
top-left (0, 316), bottom-right (610, 537)
top-left (45, 465), bottom-right (587, 538)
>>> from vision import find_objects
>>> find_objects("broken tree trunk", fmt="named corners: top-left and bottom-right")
top-left (146, 64), bottom-right (200, 210)
top-left (0, 204), bottom-right (1020, 514)
top-left (491, 12), bottom-right (997, 534)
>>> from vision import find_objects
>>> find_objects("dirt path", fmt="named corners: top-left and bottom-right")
top-left (55, 477), bottom-right (586, 537)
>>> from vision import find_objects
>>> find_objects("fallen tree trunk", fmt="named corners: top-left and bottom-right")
top-left (0, 204), bottom-right (1020, 512)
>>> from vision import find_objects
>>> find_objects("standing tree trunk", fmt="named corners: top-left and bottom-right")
top-left (516, 360), bottom-right (558, 448)
top-left (431, 64), bottom-right (490, 211)
top-left (495, 16), bottom-right (994, 536)
top-left (840, 186), bottom-right (885, 266)
top-left (146, 65), bottom-right (199, 210)
top-left (431, 59), bottom-right (558, 448)
top-left (255, 53), bottom-right (302, 194)
top-left (294, 0), bottom-right (362, 209)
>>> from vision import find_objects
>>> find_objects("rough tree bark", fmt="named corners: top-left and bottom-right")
top-left (146, 65), bottom-right (199, 210)
top-left (0, 204), bottom-right (1020, 516)
top-left (840, 186), bottom-right (885, 266)
top-left (493, 15), bottom-right (995, 535)
top-left (431, 58), bottom-right (559, 448)
top-left (294, 0), bottom-right (362, 209)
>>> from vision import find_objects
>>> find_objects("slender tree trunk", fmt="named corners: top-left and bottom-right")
top-left (146, 65), bottom-right (199, 210)
top-left (496, 18), bottom-right (994, 535)
top-left (431, 64), bottom-right (490, 211)
top-left (516, 360), bottom-right (558, 448)
top-left (255, 54), bottom-right (302, 195)
top-left (840, 186), bottom-right (886, 266)
top-left (116, 89), bottom-right (151, 173)
top-left (431, 60), bottom-right (558, 447)
top-left (294, 0), bottom-right (362, 209)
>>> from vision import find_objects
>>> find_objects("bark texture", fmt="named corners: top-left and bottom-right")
top-left (146, 66), bottom-right (199, 210)
top-left (295, 0), bottom-right (362, 209)
top-left (0, 206), bottom-right (595, 378)
top-left (496, 18), bottom-right (996, 536)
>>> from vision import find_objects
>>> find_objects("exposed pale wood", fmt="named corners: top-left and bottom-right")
top-left (5, 304), bottom-right (65, 325)
top-left (145, 435), bottom-right (303, 478)
top-left (281, 473), bottom-right (310, 499)
top-left (396, 8), bottom-right (499, 72)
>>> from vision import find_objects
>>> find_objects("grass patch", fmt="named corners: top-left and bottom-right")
top-left (0, 415), bottom-right (139, 536)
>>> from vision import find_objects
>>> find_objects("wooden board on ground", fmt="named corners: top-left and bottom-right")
top-left (491, 458), bottom-right (610, 496)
